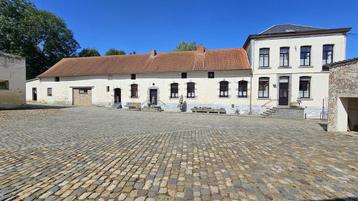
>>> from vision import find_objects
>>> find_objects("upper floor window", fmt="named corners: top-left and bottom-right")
top-left (258, 77), bottom-right (269, 98)
top-left (238, 80), bottom-right (248, 97)
top-left (131, 74), bottom-right (136, 80)
top-left (187, 82), bottom-right (195, 98)
top-left (130, 84), bottom-right (138, 98)
top-left (280, 47), bottom-right (289, 67)
top-left (170, 83), bottom-right (179, 98)
top-left (299, 76), bottom-right (311, 98)
top-left (300, 46), bottom-right (311, 66)
top-left (0, 80), bottom-right (9, 90)
top-left (208, 72), bottom-right (215, 78)
top-left (181, 72), bottom-right (187, 79)
top-left (55, 77), bottom-right (60, 82)
top-left (47, 88), bottom-right (52, 96)
top-left (259, 48), bottom-right (270, 67)
top-left (323, 45), bottom-right (334, 65)
top-left (219, 81), bottom-right (229, 97)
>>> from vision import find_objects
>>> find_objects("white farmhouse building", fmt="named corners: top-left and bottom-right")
top-left (0, 52), bottom-right (26, 108)
top-left (26, 24), bottom-right (351, 118)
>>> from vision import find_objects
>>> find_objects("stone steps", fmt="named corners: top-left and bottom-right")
top-left (261, 107), bottom-right (304, 119)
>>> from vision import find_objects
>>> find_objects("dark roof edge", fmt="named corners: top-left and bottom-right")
top-left (324, 58), bottom-right (358, 69)
top-left (243, 27), bottom-right (352, 49)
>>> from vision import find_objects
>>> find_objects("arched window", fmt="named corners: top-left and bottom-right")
top-left (238, 80), bottom-right (248, 97)
top-left (170, 83), bottom-right (179, 98)
top-left (187, 82), bottom-right (195, 98)
top-left (130, 84), bottom-right (138, 98)
top-left (299, 76), bottom-right (311, 98)
top-left (219, 81), bottom-right (229, 97)
top-left (258, 77), bottom-right (269, 98)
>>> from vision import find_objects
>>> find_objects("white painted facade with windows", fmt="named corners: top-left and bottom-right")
top-left (245, 32), bottom-right (348, 118)
top-left (0, 52), bottom-right (26, 108)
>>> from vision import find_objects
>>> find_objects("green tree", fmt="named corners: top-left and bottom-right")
top-left (175, 41), bottom-right (197, 51)
top-left (0, 0), bottom-right (80, 79)
top-left (105, 48), bottom-right (126, 56)
top-left (78, 48), bottom-right (100, 57)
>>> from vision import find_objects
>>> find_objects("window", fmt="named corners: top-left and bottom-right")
top-left (55, 77), bottom-right (60, 82)
top-left (280, 47), bottom-right (289, 67)
top-left (107, 86), bottom-right (110, 92)
top-left (0, 80), bottom-right (9, 90)
top-left (259, 48), bottom-right (270, 67)
top-left (208, 72), bottom-right (215, 78)
top-left (258, 77), bottom-right (269, 98)
top-left (130, 84), bottom-right (138, 98)
top-left (170, 83), bottom-right (179, 98)
top-left (299, 76), bottom-right (311, 98)
top-left (79, 89), bottom-right (88, 94)
top-left (181, 72), bottom-right (187, 79)
top-left (187, 82), bottom-right (195, 98)
top-left (300, 46), bottom-right (311, 66)
top-left (323, 45), bottom-right (334, 65)
top-left (131, 74), bottom-right (136, 80)
top-left (238, 80), bottom-right (248, 97)
top-left (219, 81), bottom-right (229, 97)
top-left (47, 88), bottom-right (52, 96)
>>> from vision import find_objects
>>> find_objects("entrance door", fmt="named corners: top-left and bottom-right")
top-left (279, 76), bottom-right (289, 106)
top-left (114, 88), bottom-right (121, 103)
top-left (149, 89), bottom-right (158, 105)
top-left (32, 88), bottom-right (37, 101)
top-left (72, 88), bottom-right (92, 106)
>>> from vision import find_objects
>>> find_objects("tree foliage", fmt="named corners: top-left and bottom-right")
top-left (105, 48), bottom-right (126, 56)
top-left (0, 0), bottom-right (79, 79)
top-left (78, 48), bottom-right (100, 57)
top-left (175, 41), bottom-right (197, 51)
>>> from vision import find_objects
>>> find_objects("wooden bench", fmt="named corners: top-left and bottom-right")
top-left (125, 102), bottom-right (142, 111)
top-left (191, 107), bottom-right (226, 114)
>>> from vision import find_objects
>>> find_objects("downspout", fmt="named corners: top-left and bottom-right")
top-left (249, 40), bottom-right (254, 115)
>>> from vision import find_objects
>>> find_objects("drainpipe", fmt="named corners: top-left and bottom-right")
top-left (249, 75), bottom-right (252, 115)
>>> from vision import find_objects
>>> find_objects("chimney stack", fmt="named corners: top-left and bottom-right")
top-left (197, 45), bottom-right (205, 54)
top-left (150, 49), bottom-right (157, 57)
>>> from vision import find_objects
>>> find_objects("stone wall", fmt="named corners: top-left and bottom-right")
top-left (328, 60), bottom-right (358, 131)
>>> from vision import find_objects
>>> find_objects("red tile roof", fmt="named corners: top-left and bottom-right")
top-left (38, 46), bottom-right (251, 78)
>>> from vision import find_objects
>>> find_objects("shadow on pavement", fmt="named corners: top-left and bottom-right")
top-left (0, 104), bottom-right (71, 110)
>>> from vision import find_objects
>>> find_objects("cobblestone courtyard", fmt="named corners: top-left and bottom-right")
top-left (0, 107), bottom-right (357, 201)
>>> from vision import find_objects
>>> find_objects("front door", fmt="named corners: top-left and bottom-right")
top-left (32, 88), bottom-right (37, 101)
top-left (149, 89), bottom-right (158, 105)
top-left (279, 76), bottom-right (289, 106)
top-left (114, 88), bottom-right (121, 103)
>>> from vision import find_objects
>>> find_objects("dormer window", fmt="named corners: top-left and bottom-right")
top-left (259, 48), bottom-right (270, 67)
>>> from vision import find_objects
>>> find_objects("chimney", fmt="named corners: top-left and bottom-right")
top-left (150, 49), bottom-right (157, 57)
top-left (197, 45), bottom-right (205, 54)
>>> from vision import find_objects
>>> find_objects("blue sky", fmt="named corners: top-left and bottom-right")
top-left (34, 0), bottom-right (358, 58)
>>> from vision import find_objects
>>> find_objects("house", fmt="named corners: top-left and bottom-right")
top-left (244, 24), bottom-right (351, 118)
top-left (26, 24), bottom-right (351, 117)
top-left (0, 52), bottom-right (26, 109)
top-left (327, 58), bottom-right (358, 132)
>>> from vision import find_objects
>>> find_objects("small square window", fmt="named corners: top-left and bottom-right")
top-left (55, 77), bottom-right (60, 82)
top-left (208, 72), bottom-right (214, 78)
top-left (47, 88), bottom-right (52, 96)
top-left (181, 72), bottom-right (187, 79)
top-left (107, 86), bottom-right (110, 92)
top-left (131, 74), bottom-right (136, 80)
top-left (0, 80), bottom-right (9, 90)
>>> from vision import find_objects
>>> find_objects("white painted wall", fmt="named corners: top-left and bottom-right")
top-left (246, 33), bottom-right (346, 118)
top-left (26, 70), bottom-right (252, 114)
top-left (0, 53), bottom-right (26, 108)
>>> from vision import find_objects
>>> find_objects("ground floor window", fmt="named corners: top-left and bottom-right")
top-left (258, 77), bottom-right (269, 98)
top-left (187, 82), bottom-right (195, 98)
top-left (0, 80), bottom-right (9, 90)
top-left (130, 84), bottom-right (138, 98)
top-left (170, 83), bottom-right (178, 98)
top-left (219, 81), bottom-right (229, 97)
top-left (238, 80), bottom-right (248, 97)
top-left (47, 88), bottom-right (52, 96)
top-left (299, 76), bottom-right (311, 98)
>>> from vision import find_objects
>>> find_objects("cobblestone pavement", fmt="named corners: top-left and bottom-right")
top-left (0, 107), bottom-right (357, 201)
